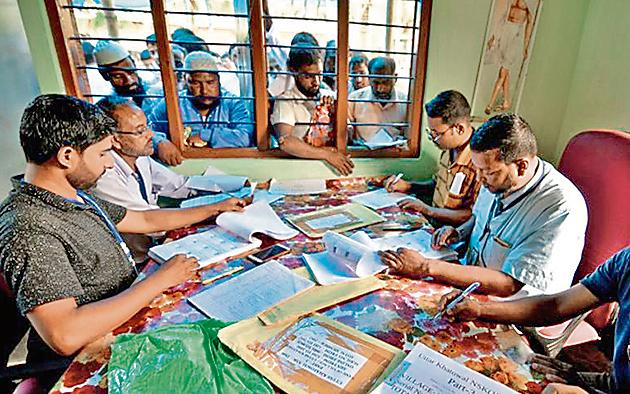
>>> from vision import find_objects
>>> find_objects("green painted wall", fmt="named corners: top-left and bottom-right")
top-left (17, 0), bottom-right (601, 182)
top-left (556, 0), bottom-right (630, 159)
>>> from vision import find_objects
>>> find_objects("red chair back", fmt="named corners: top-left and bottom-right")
top-left (1, 272), bottom-right (29, 369)
top-left (558, 129), bottom-right (630, 330)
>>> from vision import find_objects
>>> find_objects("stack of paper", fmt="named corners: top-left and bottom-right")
top-left (350, 188), bottom-right (413, 210)
top-left (269, 179), bottom-right (327, 195)
top-left (188, 261), bottom-right (315, 322)
top-left (360, 128), bottom-right (408, 150)
top-left (149, 201), bottom-right (298, 267)
top-left (185, 175), bottom-right (248, 192)
top-left (179, 183), bottom-right (257, 209)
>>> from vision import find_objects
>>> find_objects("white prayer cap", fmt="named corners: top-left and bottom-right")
top-left (94, 40), bottom-right (130, 66)
top-left (184, 51), bottom-right (220, 73)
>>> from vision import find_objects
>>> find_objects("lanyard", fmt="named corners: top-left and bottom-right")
top-left (76, 191), bottom-right (138, 272)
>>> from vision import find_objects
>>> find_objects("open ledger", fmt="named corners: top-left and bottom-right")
top-left (148, 201), bottom-right (298, 268)
top-left (219, 314), bottom-right (405, 394)
top-left (373, 343), bottom-right (517, 394)
top-left (188, 260), bottom-right (315, 322)
top-left (304, 230), bottom-right (458, 285)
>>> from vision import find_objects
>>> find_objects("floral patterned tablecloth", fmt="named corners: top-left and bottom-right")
top-left (51, 177), bottom-right (545, 394)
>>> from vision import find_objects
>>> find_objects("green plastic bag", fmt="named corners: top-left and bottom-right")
top-left (108, 319), bottom-right (273, 394)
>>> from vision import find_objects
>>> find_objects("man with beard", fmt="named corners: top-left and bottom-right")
top-left (271, 43), bottom-right (354, 176)
top-left (380, 114), bottom-right (588, 298)
top-left (383, 90), bottom-right (481, 226)
top-left (347, 57), bottom-right (407, 142)
top-left (94, 40), bottom-right (184, 166)
top-left (0, 95), bottom-right (246, 387)
top-left (149, 51), bottom-right (253, 148)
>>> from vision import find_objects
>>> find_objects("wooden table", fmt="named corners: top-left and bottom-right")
top-left (51, 177), bottom-right (544, 394)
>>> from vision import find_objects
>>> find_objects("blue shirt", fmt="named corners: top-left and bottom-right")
top-left (581, 247), bottom-right (630, 392)
top-left (148, 89), bottom-right (253, 148)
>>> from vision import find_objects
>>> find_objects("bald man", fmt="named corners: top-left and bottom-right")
top-left (347, 56), bottom-right (408, 142)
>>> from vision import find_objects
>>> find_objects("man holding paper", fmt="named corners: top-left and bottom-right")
top-left (381, 114), bottom-right (587, 298)
top-left (384, 90), bottom-right (480, 226)
top-left (93, 96), bottom-right (250, 262)
top-left (0, 95), bottom-right (246, 388)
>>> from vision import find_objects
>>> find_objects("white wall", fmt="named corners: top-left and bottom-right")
top-left (0, 0), bottom-right (39, 197)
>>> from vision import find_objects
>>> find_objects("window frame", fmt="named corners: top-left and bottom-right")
top-left (45, 0), bottom-right (433, 159)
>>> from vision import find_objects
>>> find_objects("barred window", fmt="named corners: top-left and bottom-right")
top-left (46, 0), bottom-right (432, 159)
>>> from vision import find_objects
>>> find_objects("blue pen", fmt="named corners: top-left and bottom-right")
top-left (433, 282), bottom-right (481, 320)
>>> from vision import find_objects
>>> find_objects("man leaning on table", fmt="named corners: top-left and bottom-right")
top-left (0, 95), bottom-right (247, 389)
top-left (440, 246), bottom-right (630, 394)
top-left (384, 90), bottom-right (481, 226)
top-left (380, 113), bottom-right (588, 298)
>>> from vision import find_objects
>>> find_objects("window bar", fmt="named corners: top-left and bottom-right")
top-left (250, 0), bottom-right (270, 150)
top-left (349, 20), bottom-right (416, 30)
top-left (336, 0), bottom-right (350, 152)
top-left (150, 0), bottom-right (184, 151)
top-left (164, 10), bottom-right (249, 18)
top-left (407, 0), bottom-right (420, 101)
top-left (265, 43), bottom-right (416, 57)
top-left (262, 15), bottom-right (337, 23)
top-left (61, 5), bottom-right (153, 14)
top-left (45, 0), bottom-right (85, 98)
top-left (407, 0), bottom-right (432, 157)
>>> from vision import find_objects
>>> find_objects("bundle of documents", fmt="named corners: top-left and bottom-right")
top-left (287, 202), bottom-right (385, 238)
top-left (304, 230), bottom-right (458, 285)
top-left (373, 342), bottom-right (517, 393)
top-left (184, 175), bottom-right (248, 192)
top-left (149, 201), bottom-right (298, 267)
top-left (179, 184), bottom-right (285, 209)
top-left (359, 128), bottom-right (408, 150)
top-left (188, 261), bottom-right (315, 322)
top-left (349, 188), bottom-right (413, 210)
top-left (268, 178), bottom-right (327, 195)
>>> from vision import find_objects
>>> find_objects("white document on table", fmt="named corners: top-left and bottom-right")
top-left (252, 189), bottom-right (284, 204)
top-left (362, 128), bottom-right (408, 150)
top-left (373, 343), bottom-right (517, 393)
top-left (304, 213), bottom-right (353, 230)
top-left (179, 184), bottom-right (256, 209)
top-left (185, 175), bottom-right (248, 192)
top-left (188, 260), bottom-right (315, 322)
top-left (150, 201), bottom-right (297, 267)
top-left (378, 229), bottom-right (458, 260)
top-left (269, 179), bottom-right (327, 195)
top-left (350, 188), bottom-right (413, 210)
top-left (303, 231), bottom-right (386, 285)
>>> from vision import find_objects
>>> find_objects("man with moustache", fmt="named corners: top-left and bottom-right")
top-left (380, 114), bottom-right (588, 298)
top-left (348, 53), bottom-right (369, 93)
top-left (271, 43), bottom-right (354, 176)
top-left (0, 95), bottom-right (246, 387)
top-left (149, 51), bottom-right (253, 148)
top-left (94, 40), bottom-right (183, 166)
top-left (384, 90), bottom-right (481, 226)
top-left (347, 56), bottom-right (408, 142)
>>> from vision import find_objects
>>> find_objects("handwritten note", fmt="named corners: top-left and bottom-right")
top-left (277, 332), bottom-right (368, 389)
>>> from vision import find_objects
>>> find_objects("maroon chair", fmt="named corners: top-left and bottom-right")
top-left (558, 129), bottom-right (630, 330)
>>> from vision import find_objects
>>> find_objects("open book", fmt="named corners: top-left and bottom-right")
top-left (304, 230), bottom-right (458, 285)
top-left (149, 201), bottom-right (298, 268)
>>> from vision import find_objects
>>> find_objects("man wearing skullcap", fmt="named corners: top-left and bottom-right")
top-left (148, 51), bottom-right (253, 148)
top-left (94, 40), bottom-right (184, 166)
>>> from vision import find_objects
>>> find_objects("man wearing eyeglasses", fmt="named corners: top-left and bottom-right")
top-left (94, 40), bottom-right (184, 166)
top-left (384, 90), bottom-right (480, 226)
top-left (381, 114), bottom-right (588, 299)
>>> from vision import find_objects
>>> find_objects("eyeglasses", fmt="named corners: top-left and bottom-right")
top-left (114, 126), bottom-right (152, 137)
top-left (425, 124), bottom-right (455, 143)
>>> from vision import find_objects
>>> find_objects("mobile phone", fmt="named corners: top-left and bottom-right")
top-left (248, 244), bottom-right (291, 264)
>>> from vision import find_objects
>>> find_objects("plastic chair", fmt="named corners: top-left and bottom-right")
top-left (526, 130), bottom-right (630, 356)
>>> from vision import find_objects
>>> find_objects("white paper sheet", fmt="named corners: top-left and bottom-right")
top-left (363, 129), bottom-right (408, 150)
top-left (187, 260), bottom-right (315, 321)
top-left (378, 229), bottom-right (458, 260)
top-left (350, 188), bottom-right (413, 210)
top-left (216, 201), bottom-right (298, 242)
top-left (269, 179), bottom-right (327, 195)
top-left (202, 165), bottom-right (227, 176)
top-left (303, 231), bottom-right (386, 285)
top-left (185, 175), bottom-right (248, 192)
top-left (252, 189), bottom-right (284, 204)
top-left (148, 226), bottom-right (261, 268)
top-left (305, 213), bottom-right (353, 230)
top-left (180, 193), bottom-right (231, 208)
top-left (373, 343), bottom-right (517, 393)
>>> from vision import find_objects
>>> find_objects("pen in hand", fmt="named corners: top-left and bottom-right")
top-left (433, 282), bottom-right (480, 320)
top-left (387, 173), bottom-right (404, 191)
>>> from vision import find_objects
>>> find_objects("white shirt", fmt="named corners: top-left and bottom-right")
top-left (93, 151), bottom-right (192, 211)
top-left (347, 87), bottom-right (407, 141)
top-left (270, 85), bottom-right (335, 139)
top-left (466, 159), bottom-right (588, 297)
